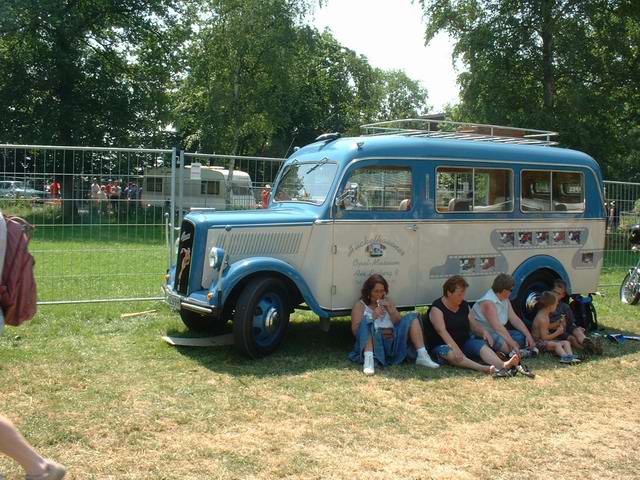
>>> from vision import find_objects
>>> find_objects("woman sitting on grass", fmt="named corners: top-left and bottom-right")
top-left (423, 275), bottom-right (526, 378)
top-left (532, 291), bottom-right (581, 364)
top-left (349, 274), bottom-right (439, 375)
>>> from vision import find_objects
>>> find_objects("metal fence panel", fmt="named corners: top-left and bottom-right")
top-left (603, 180), bottom-right (640, 272)
top-left (3, 143), bottom-right (632, 303)
top-left (0, 144), bottom-right (285, 304)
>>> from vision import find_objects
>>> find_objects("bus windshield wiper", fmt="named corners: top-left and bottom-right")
top-left (305, 158), bottom-right (329, 175)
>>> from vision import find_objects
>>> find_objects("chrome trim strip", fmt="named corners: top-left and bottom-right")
top-left (182, 303), bottom-right (213, 314)
top-left (331, 218), bottom-right (606, 224)
top-left (207, 222), bottom-right (315, 229)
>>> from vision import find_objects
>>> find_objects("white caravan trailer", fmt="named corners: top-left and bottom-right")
top-left (142, 165), bottom-right (255, 210)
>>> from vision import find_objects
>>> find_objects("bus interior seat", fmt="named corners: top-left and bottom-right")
top-left (448, 198), bottom-right (472, 211)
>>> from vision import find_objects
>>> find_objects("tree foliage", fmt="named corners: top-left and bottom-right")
top-left (420, 0), bottom-right (640, 179)
top-left (0, 0), bottom-right (193, 147)
top-left (0, 0), bottom-right (429, 159)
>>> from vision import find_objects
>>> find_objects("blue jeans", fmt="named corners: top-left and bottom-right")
top-left (348, 312), bottom-right (418, 366)
top-left (483, 329), bottom-right (526, 352)
top-left (432, 338), bottom-right (487, 365)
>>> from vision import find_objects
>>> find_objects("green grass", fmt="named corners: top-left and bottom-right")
top-left (0, 206), bottom-right (639, 478)
top-left (1, 285), bottom-right (640, 479)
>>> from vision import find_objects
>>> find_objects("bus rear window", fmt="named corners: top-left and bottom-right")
top-left (521, 171), bottom-right (584, 212)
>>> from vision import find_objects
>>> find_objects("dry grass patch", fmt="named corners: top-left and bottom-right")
top-left (1, 293), bottom-right (640, 479)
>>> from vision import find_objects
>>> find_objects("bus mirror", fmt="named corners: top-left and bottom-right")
top-left (335, 183), bottom-right (359, 209)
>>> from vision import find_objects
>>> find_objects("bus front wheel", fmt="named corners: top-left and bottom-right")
top-left (233, 276), bottom-right (291, 358)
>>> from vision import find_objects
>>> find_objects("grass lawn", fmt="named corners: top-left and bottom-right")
top-left (1, 278), bottom-right (640, 479)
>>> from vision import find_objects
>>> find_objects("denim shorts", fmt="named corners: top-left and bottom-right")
top-left (432, 338), bottom-right (488, 365)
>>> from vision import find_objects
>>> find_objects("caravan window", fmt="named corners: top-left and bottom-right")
top-left (436, 167), bottom-right (513, 212)
top-left (232, 184), bottom-right (251, 195)
top-left (201, 181), bottom-right (220, 195)
top-left (146, 177), bottom-right (163, 193)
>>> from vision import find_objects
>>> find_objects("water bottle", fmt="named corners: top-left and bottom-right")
top-left (363, 308), bottom-right (374, 329)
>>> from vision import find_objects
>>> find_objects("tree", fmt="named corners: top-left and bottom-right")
top-left (0, 0), bottom-right (193, 216)
top-left (419, 0), bottom-right (640, 179)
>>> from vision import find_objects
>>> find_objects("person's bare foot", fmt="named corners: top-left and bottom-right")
top-left (504, 353), bottom-right (520, 369)
top-left (487, 365), bottom-right (497, 375)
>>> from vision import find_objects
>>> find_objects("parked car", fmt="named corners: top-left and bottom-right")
top-left (0, 180), bottom-right (48, 200)
top-left (163, 120), bottom-right (606, 358)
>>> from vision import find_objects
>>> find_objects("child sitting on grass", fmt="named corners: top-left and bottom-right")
top-left (532, 291), bottom-right (581, 365)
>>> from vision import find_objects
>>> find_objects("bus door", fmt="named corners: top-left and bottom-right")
top-left (331, 162), bottom-right (418, 310)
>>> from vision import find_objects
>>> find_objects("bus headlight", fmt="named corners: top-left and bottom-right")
top-left (208, 247), bottom-right (224, 269)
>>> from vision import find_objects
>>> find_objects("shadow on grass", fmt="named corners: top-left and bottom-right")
top-left (164, 317), bottom-right (640, 379)
top-left (166, 319), bottom-right (357, 378)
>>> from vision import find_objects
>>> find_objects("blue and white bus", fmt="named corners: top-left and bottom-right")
top-left (164, 119), bottom-right (606, 357)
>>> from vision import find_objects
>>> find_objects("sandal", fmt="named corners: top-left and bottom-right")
top-left (515, 363), bottom-right (536, 378)
top-left (492, 367), bottom-right (516, 378)
top-left (496, 351), bottom-right (509, 362)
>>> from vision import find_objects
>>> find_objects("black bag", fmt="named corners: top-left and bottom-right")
top-left (570, 294), bottom-right (598, 332)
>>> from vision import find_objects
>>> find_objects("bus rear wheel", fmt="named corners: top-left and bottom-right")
top-left (514, 271), bottom-right (557, 325)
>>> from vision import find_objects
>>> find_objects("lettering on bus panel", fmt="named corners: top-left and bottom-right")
top-left (347, 235), bottom-right (405, 285)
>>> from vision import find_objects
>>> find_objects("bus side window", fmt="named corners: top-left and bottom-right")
top-left (436, 167), bottom-right (513, 213)
top-left (342, 166), bottom-right (413, 211)
top-left (521, 170), bottom-right (585, 213)
top-left (552, 172), bottom-right (584, 212)
top-left (521, 171), bottom-right (551, 211)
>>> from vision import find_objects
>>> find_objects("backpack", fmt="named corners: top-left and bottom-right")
top-left (0, 215), bottom-right (37, 326)
top-left (569, 294), bottom-right (598, 332)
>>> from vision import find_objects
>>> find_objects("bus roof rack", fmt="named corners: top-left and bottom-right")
top-left (360, 118), bottom-right (558, 146)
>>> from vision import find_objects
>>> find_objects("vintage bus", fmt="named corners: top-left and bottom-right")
top-left (163, 119), bottom-right (606, 357)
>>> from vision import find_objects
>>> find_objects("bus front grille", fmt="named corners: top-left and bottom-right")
top-left (175, 220), bottom-right (195, 295)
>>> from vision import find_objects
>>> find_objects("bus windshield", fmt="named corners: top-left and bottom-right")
top-left (273, 160), bottom-right (337, 205)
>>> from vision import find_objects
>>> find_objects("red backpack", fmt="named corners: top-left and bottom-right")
top-left (0, 216), bottom-right (37, 326)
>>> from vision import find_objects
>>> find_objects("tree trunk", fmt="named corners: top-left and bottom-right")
top-left (225, 65), bottom-right (240, 209)
top-left (541, 0), bottom-right (556, 110)
top-left (54, 30), bottom-right (78, 221)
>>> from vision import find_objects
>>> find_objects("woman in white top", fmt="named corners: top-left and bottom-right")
top-left (349, 274), bottom-right (438, 375)
top-left (472, 273), bottom-right (535, 355)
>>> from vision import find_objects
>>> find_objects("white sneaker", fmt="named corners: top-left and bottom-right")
top-left (363, 354), bottom-right (375, 375)
top-left (416, 353), bottom-right (439, 369)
